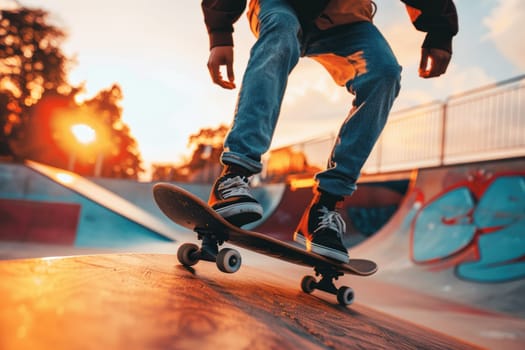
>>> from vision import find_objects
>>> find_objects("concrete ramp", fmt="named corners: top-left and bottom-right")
top-left (254, 180), bottom-right (408, 243)
top-left (0, 161), bottom-right (286, 248)
top-left (0, 253), bottom-right (477, 350)
top-left (0, 161), bottom-right (177, 247)
top-left (353, 158), bottom-right (525, 317)
top-left (90, 177), bottom-right (286, 232)
top-left (1, 159), bottom-right (524, 349)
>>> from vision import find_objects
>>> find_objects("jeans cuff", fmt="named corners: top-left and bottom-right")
top-left (315, 175), bottom-right (358, 197)
top-left (221, 152), bottom-right (263, 174)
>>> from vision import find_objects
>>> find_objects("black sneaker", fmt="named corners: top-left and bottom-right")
top-left (209, 172), bottom-right (263, 227)
top-left (294, 194), bottom-right (349, 263)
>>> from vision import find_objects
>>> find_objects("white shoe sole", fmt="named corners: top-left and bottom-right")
top-left (215, 202), bottom-right (263, 217)
top-left (294, 232), bottom-right (349, 263)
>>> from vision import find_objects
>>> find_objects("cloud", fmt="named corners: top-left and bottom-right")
top-left (372, 1), bottom-right (425, 68)
top-left (394, 89), bottom-right (435, 110)
top-left (432, 64), bottom-right (492, 96)
top-left (283, 59), bottom-right (356, 119)
top-left (267, 58), bottom-right (353, 148)
top-left (284, 59), bottom-right (347, 107)
top-left (0, 0), bottom-right (19, 10)
top-left (483, 0), bottom-right (525, 70)
top-left (394, 63), bottom-right (493, 110)
top-left (382, 21), bottom-right (425, 68)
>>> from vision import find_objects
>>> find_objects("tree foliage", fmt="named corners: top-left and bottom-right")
top-left (0, 7), bottom-right (69, 155)
top-left (187, 124), bottom-right (229, 150)
top-left (81, 84), bottom-right (143, 178)
top-left (152, 124), bottom-right (228, 182)
top-left (186, 124), bottom-right (228, 174)
top-left (0, 7), bottom-right (143, 179)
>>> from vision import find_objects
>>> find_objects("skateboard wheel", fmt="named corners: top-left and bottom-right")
top-left (301, 275), bottom-right (317, 294)
top-left (216, 248), bottom-right (241, 273)
top-left (177, 243), bottom-right (200, 267)
top-left (337, 286), bottom-right (354, 306)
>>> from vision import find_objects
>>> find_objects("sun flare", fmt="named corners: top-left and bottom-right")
top-left (71, 123), bottom-right (96, 145)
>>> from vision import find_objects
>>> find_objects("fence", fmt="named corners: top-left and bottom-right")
top-left (270, 75), bottom-right (525, 176)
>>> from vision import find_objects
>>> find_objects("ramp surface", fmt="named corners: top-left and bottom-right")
top-left (350, 158), bottom-right (525, 348)
top-left (0, 161), bottom-right (176, 247)
top-left (353, 158), bottom-right (525, 316)
top-left (90, 177), bottom-right (286, 231)
top-left (255, 180), bottom-right (407, 244)
top-left (1, 159), bottom-right (524, 349)
top-left (0, 253), bottom-right (477, 350)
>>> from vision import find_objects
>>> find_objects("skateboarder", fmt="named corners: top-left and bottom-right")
top-left (202, 0), bottom-right (458, 262)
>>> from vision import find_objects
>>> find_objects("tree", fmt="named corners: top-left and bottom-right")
top-left (0, 91), bottom-right (19, 157)
top-left (82, 84), bottom-right (143, 179)
top-left (0, 7), bottom-right (70, 156)
top-left (0, 7), bottom-right (143, 179)
top-left (188, 124), bottom-right (229, 150)
top-left (186, 124), bottom-right (227, 170)
top-left (20, 88), bottom-right (78, 168)
top-left (152, 124), bottom-right (228, 183)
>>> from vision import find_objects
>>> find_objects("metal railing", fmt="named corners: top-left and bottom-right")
top-left (271, 75), bottom-right (525, 175)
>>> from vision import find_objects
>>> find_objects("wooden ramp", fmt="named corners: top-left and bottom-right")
top-left (0, 253), bottom-right (477, 350)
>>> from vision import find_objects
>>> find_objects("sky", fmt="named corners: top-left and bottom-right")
top-left (2, 0), bottom-right (525, 173)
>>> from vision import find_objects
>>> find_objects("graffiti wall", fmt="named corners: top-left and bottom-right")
top-left (411, 169), bottom-right (525, 283)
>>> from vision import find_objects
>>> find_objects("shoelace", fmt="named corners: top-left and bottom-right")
top-left (314, 206), bottom-right (346, 237)
top-left (218, 176), bottom-right (253, 199)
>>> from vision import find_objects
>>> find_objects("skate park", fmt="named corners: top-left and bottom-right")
top-left (1, 76), bottom-right (524, 350)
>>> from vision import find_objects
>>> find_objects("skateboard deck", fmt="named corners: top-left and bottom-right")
top-left (153, 183), bottom-right (377, 306)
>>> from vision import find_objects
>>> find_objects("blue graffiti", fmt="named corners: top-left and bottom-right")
top-left (413, 187), bottom-right (477, 262)
top-left (412, 175), bottom-right (525, 283)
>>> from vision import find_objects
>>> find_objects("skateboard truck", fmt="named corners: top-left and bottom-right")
top-left (195, 229), bottom-right (222, 262)
top-left (301, 266), bottom-right (354, 306)
top-left (195, 228), bottom-right (224, 245)
top-left (178, 228), bottom-right (242, 274)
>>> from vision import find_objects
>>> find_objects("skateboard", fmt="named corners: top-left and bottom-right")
top-left (153, 183), bottom-right (377, 306)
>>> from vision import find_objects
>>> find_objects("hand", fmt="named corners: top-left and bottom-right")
top-left (418, 48), bottom-right (452, 78)
top-left (207, 46), bottom-right (235, 89)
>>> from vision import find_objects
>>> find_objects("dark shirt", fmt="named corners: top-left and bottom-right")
top-left (201, 0), bottom-right (458, 52)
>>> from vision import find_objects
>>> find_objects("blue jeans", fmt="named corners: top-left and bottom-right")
top-left (222, 0), bottom-right (401, 196)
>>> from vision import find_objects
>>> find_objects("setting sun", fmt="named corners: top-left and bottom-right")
top-left (71, 123), bottom-right (96, 145)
